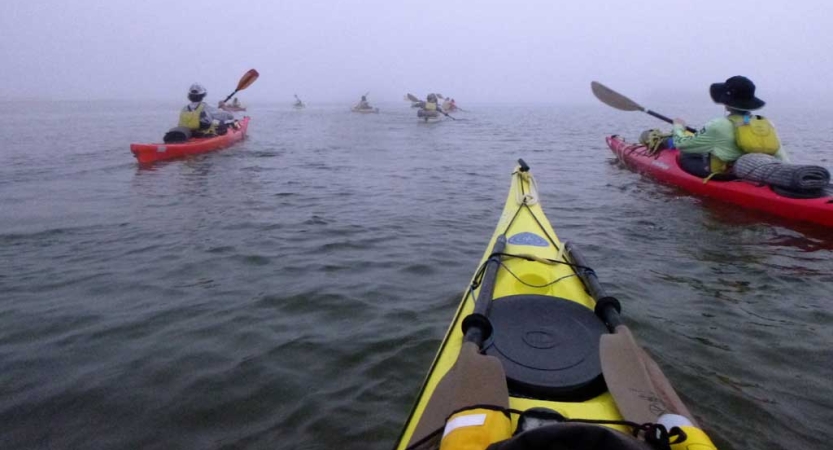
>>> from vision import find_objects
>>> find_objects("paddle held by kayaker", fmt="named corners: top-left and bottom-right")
top-left (293, 94), bottom-right (305, 108)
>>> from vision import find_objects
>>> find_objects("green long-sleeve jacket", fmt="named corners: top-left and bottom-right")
top-left (673, 117), bottom-right (789, 162)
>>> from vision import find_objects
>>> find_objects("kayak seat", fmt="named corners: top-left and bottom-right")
top-left (676, 153), bottom-right (737, 181)
top-left (484, 295), bottom-right (608, 401)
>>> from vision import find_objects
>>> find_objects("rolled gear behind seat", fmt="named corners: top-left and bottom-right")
top-left (732, 153), bottom-right (830, 191)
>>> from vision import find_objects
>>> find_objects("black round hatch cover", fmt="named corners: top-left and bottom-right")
top-left (484, 295), bottom-right (607, 401)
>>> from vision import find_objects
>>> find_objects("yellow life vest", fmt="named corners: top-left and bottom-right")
top-left (425, 101), bottom-right (438, 111)
top-left (439, 408), bottom-right (511, 450)
top-left (728, 114), bottom-right (781, 155)
top-left (179, 103), bottom-right (206, 130)
top-left (178, 103), bottom-right (217, 135)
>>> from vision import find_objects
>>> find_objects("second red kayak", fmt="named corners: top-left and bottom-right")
top-left (606, 135), bottom-right (833, 227)
top-left (131, 117), bottom-right (250, 164)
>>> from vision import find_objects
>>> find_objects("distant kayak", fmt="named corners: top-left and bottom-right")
top-left (351, 106), bottom-right (379, 114)
top-left (130, 117), bottom-right (250, 164)
top-left (441, 101), bottom-right (459, 112)
top-left (606, 135), bottom-right (833, 227)
top-left (220, 105), bottom-right (246, 112)
top-left (417, 109), bottom-right (442, 123)
top-left (293, 103), bottom-right (305, 109)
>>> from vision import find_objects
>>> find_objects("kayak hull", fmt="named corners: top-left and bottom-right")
top-left (351, 107), bottom-right (379, 114)
top-left (394, 164), bottom-right (697, 449)
top-left (130, 117), bottom-right (250, 164)
top-left (417, 110), bottom-right (442, 123)
top-left (606, 135), bottom-right (833, 227)
top-left (220, 105), bottom-right (246, 112)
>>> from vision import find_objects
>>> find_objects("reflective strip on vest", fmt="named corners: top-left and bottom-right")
top-left (439, 409), bottom-right (511, 450)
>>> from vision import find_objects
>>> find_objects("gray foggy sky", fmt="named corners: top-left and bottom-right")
top-left (2, 0), bottom-right (831, 105)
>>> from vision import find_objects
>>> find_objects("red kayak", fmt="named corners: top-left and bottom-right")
top-left (606, 135), bottom-right (833, 227)
top-left (131, 117), bottom-right (250, 164)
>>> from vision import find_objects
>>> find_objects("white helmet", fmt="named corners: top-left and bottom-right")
top-left (188, 83), bottom-right (207, 96)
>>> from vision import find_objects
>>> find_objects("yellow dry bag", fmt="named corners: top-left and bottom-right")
top-left (729, 114), bottom-right (781, 155)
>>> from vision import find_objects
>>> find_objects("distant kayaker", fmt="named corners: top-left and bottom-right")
top-left (180, 83), bottom-right (234, 136)
top-left (231, 97), bottom-right (241, 108)
top-left (358, 95), bottom-right (370, 110)
top-left (425, 93), bottom-right (442, 112)
top-left (416, 93), bottom-right (443, 120)
top-left (672, 76), bottom-right (789, 178)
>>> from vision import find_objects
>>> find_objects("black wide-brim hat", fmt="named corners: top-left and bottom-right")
top-left (709, 75), bottom-right (765, 110)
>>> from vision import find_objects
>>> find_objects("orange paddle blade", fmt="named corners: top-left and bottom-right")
top-left (237, 69), bottom-right (259, 91)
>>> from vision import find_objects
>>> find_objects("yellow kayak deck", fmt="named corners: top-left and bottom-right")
top-left (395, 164), bottom-right (623, 449)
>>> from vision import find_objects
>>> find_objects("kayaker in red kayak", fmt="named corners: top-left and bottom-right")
top-left (667, 76), bottom-right (789, 178)
top-left (180, 83), bottom-right (235, 137)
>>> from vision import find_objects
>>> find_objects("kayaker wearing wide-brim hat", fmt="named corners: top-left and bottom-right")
top-left (418, 93), bottom-right (443, 119)
top-left (672, 75), bottom-right (788, 178)
top-left (709, 75), bottom-right (766, 110)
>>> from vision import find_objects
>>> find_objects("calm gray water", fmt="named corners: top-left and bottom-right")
top-left (1, 101), bottom-right (831, 450)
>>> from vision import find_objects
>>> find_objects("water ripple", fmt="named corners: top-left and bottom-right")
top-left (0, 102), bottom-right (830, 449)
